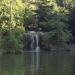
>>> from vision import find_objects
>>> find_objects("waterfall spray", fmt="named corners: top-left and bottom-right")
top-left (28, 31), bottom-right (40, 74)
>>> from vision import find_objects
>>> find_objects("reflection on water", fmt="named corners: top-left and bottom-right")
top-left (0, 51), bottom-right (75, 75)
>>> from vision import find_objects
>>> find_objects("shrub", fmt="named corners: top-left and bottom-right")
top-left (0, 28), bottom-right (25, 53)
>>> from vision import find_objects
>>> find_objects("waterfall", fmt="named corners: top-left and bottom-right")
top-left (30, 34), bottom-right (35, 50)
top-left (28, 31), bottom-right (40, 73)
top-left (35, 34), bottom-right (40, 70)
top-left (29, 31), bottom-right (39, 51)
top-left (35, 34), bottom-right (39, 51)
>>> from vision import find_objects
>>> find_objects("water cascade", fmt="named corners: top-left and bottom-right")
top-left (35, 34), bottom-right (40, 70)
top-left (25, 31), bottom-right (40, 75)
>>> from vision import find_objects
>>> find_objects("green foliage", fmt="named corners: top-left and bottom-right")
top-left (0, 28), bottom-right (25, 52)
top-left (0, 0), bottom-right (25, 30)
top-left (0, 0), bottom-right (25, 52)
top-left (0, 0), bottom-right (75, 52)
top-left (33, 0), bottom-right (72, 43)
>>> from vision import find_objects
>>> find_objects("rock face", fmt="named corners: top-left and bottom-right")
top-left (22, 31), bottom-right (51, 51)
top-left (39, 35), bottom-right (51, 51)
top-left (22, 31), bottom-right (75, 52)
top-left (22, 31), bottom-right (39, 51)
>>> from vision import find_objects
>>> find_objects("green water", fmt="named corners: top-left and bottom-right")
top-left (0, 52), bottom-right (75, 75)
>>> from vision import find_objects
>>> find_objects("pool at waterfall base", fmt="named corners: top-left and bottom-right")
top-left (0, 51), bottom-right (75, 75)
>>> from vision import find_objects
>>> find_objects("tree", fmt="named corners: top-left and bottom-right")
top-left (0, 0), bottom-right (25, 52)
top-left (69, 7), bottom-right (75, 41)
top-left (0, 0), bottom-right (25, 31)
top-left (34, 0), bottom-right (71, 43)
top-left (34, 0), bottom-right (54, 32)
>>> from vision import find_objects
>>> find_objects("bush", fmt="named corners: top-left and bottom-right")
top-left (0, 28), bottom-right (25, 53)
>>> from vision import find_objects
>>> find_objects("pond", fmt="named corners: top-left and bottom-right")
top-left (0, 51), bottom-right (75, 75)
